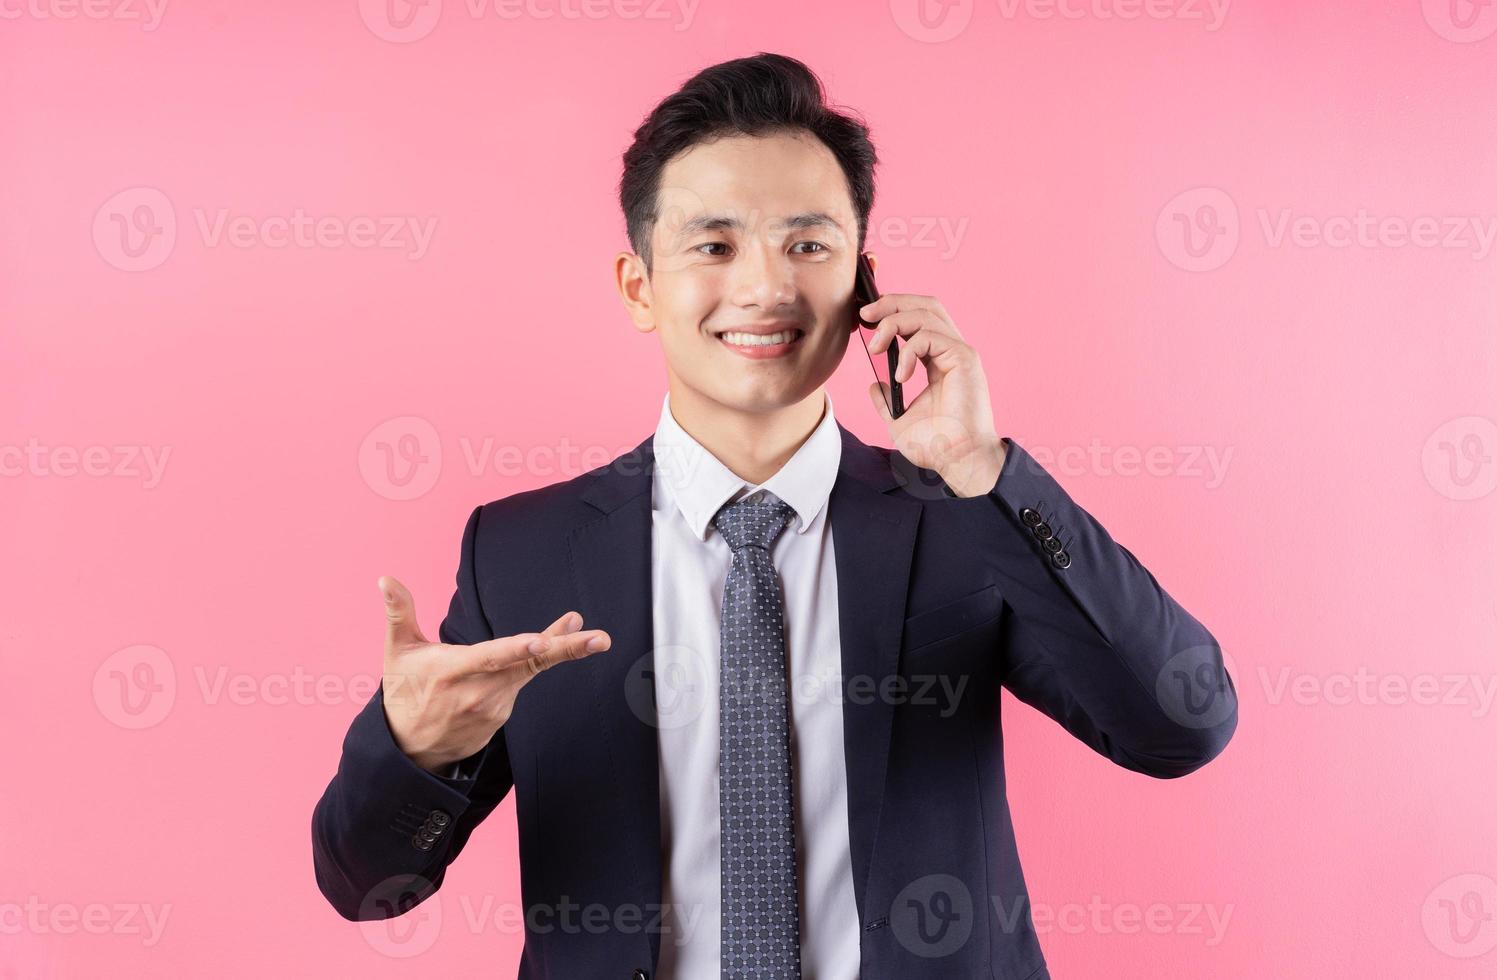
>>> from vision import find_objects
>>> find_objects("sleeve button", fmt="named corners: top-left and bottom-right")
top-left (1019, 507), bottom-right (1042, 527)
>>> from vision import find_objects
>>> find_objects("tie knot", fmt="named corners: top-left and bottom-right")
top-left (711, 493), bottom-right (796, 554)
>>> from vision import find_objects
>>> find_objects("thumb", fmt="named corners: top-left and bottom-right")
top-left (868, 380), bottom-right (892, 423)
top-left (380, 575), bottom-right (428, 650)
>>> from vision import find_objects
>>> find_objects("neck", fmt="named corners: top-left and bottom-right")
top-left (667, 383), bottom-right (827, 487)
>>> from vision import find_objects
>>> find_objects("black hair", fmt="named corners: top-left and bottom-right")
top-left (619, 52), bottom-right (878, 276)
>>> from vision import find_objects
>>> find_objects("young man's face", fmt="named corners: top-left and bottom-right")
top-left (617, 130), bottom-right (869, 418)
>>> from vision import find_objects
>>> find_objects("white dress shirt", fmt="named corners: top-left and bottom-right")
top-left (649, 389), bottom-right (860, 980)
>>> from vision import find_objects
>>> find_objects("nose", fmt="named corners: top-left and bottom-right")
top-left (729, 239), bottom-right (798, 312)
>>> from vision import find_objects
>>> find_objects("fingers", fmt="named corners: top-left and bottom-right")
top-left (866, 308), bottom-right (961, 357)
top-left (455, 614), bottom-right (611, 677)
top-left (860, 294), bottom-right (961, 343)
top-left (868, 381), bottom-right (893, 423)
top-left (380, 575), bottom-right (429, 650)
top-left (893, 327), bottom-right (966, 383)
top-left (540, 609), bottom-right (583, 638)
top-left (516, 628), bottom-right (613, 679)
top-left (870, 378), bottom-right (936, 424)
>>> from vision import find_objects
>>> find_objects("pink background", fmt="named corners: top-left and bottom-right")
top-left (4, 1), bottom-right (1496, 977)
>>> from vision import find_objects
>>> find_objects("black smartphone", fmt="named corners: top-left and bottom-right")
top-left (854, 251), bottom-right (904, 419)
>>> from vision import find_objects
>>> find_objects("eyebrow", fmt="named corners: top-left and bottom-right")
top-left (674, 211), bottom-right (845, 237)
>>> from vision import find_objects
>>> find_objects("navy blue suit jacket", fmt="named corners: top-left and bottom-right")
top-left (312, 425), bottom-right (1238, 980)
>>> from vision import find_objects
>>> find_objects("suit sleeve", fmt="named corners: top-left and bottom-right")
top-left (948, 438), bottom-right (1239, 778)
top-left (310, 504), bottom-right (516, 920)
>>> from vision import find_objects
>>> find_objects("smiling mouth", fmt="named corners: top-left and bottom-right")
top-left (715, 328), bottom-right (805, 348)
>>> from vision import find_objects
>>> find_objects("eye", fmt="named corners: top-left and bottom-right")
top-left (792, 241), bottom-right (828, 254)
top-left (694, 242), bottom-right (731, 256)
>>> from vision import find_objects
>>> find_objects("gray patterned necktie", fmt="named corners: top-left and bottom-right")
top-left (712, 491), bottom-right (802, 980)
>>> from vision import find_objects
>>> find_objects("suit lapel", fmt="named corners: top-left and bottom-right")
top-left (828, 423), bottom-right (922, 921)
top-left (571, 436), bottom-right (662, 966)
top-left (568, 422), bottom-right (922, 960)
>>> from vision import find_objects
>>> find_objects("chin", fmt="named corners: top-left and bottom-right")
top-left (714, 391), bottom-right (791, 415)
top-left (726, 380), bottom-right (827, 415)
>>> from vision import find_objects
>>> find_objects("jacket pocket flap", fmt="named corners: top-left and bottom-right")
top-left (901, 584), bottom-right (1002, 652)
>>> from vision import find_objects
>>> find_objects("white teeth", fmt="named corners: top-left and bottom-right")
top-left (720, 330), bottom-right (798, 347)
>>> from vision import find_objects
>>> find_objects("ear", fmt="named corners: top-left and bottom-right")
top-left (614, 251), bottom-right (657, 333)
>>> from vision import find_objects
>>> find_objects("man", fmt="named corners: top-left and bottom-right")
top-left (312, 52), bottom-right (1238, 980)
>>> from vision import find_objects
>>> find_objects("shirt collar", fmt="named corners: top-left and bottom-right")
top-left (652, 389), bottom-right (842, 542)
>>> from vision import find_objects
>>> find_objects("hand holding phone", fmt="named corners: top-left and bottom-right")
top-left (854, 252), bottom-right (904, 419)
